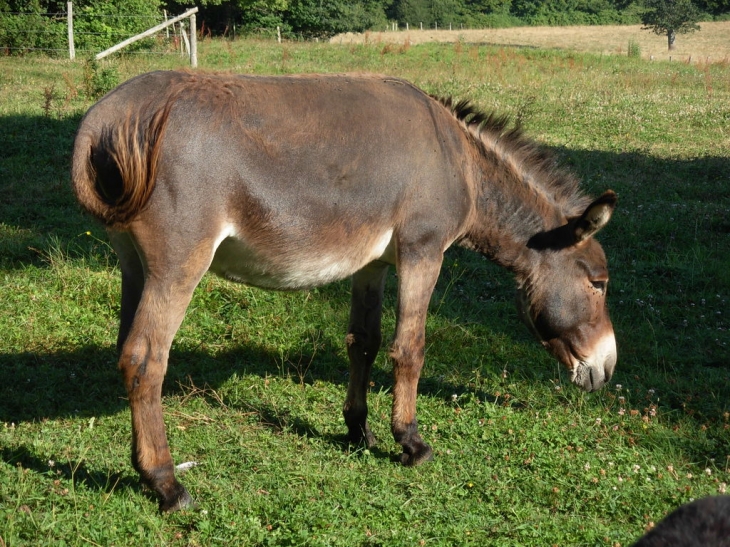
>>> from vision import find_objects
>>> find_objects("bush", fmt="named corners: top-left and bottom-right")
top-left (73, 0), bottom-right (162, 53)
top-left (82, 57), bottom-right (119, 99)
top-left (0, 0), bottom-right (67, 55)
top-left (0, 0), bottom-right (163, 56)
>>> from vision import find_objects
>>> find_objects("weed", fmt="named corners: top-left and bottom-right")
top-left (82, 58), bottom-right (120, 100)
top-left (514, 93), bottom-right (537, 127)
top-left (628, 39), bottom-right (641, 58)
top-left (398, 37), bottom-right (411, 54)
top-left (41, 84), bottom-right (57, 117)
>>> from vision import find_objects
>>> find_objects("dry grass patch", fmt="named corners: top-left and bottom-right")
top-left (333, 21), bottom-right (730, 64)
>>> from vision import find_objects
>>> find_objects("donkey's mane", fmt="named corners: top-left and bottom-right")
top-left (434, 96), bottom-right (591, 218)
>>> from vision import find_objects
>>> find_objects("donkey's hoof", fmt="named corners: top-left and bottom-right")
top-left (399, 444), bottom-right (433, 466)
top-left (159, 486), bottom-right (196, 513)
top-left (347, 427), bottom-right (377, 448)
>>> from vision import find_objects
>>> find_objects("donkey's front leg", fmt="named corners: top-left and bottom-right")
top-left (343, 261), bottom-right (389, 446)
top-left (390, 254), bottom-right (443, 466)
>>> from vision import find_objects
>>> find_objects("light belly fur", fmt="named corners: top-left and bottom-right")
top-left (209, 224), bottom-right (395, 290)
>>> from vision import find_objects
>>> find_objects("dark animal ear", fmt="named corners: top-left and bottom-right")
top-left (527, 190), bottom-right (617, 251)
top-left (573, 190), bottom-right (617, 242)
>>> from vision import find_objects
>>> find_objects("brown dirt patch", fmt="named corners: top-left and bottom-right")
top-left (331, 21), bottom-right (730, 64)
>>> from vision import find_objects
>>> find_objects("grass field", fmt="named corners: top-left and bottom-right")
top-left (1, 34), bottom-right (729, 546)
top-left (333, 20), bottom-right (730, 64)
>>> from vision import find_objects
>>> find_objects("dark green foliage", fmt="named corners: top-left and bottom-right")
top-left (510, 0), bottom-right (644, 24)
top-left (694, 0), bottom-right (730, 15)
top-left (284, 0), bottom-right (382, 38)
top-left (388, 0), bottom-right (469, 28)
top-left (0, 0), bottom-right (163, 55)
top-left (0, 0), bottom-right (66, 54)
top-left (72, 0), bottom-right (163, 52)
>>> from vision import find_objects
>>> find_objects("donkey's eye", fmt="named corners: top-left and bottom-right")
top-left (591, 280), bottom-right (607, 292)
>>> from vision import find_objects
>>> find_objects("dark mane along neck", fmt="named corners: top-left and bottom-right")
top-left (435, 96), bottom-right (592, 271)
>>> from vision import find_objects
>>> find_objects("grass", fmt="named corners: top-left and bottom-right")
top-left (1, 37), bottom-right (729, 546)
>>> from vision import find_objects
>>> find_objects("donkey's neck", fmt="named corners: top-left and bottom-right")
top-left (458, 131), bottom-right (587, 276)
top-left (433, 96), bottom-right (590, 276)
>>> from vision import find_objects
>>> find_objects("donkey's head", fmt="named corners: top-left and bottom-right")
top-left (517, 191), bottom-right (618, 392)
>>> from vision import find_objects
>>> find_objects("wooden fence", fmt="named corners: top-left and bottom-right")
top-left (61, 2), bottom-right (197, 66)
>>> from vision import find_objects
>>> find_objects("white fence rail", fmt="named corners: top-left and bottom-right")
top-left (94, 7), bottom-right (198, 66)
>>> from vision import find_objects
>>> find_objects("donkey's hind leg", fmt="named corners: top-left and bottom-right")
top-left (116, 233), bottom-right (214, 512)
top-left (343, 261), bottom-right (389, 447)
top-left (108, 230), bottom-right (145, 353)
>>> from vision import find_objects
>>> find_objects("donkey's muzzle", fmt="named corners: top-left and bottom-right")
top-left (571, 332), bottom-right (617, 392)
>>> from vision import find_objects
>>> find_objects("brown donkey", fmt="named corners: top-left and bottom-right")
top-left (72, 71), bottom-right (617, 511)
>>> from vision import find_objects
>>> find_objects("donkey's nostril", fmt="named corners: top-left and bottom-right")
top-left (588, 366), bottom-right (598, 391)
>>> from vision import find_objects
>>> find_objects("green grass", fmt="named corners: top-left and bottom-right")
top-left (1, 40), bottom-right (729, 546)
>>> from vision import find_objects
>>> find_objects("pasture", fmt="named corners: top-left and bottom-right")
top-left (334, 20), bottom-right (730, 64)
top-left (1, 35), bottom-right (729, 546)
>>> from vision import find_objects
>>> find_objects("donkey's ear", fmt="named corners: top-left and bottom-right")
top-left (573, 191), bottom-right (617, 242)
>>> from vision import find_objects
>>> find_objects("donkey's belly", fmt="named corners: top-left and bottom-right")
top-left (209, 225), bottom-right (395, 290)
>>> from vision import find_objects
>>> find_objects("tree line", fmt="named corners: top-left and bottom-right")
top-left (174, 0), bottom-right (730, 38)
top-left (1, 0), bottom-right (729, 52)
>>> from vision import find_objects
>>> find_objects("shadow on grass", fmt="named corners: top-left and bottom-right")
top-left (0, 445), bottom-right (141, 496)
top-left (0, 113), bottom-right (113, 270)
top-left (0, 333), bottom-right (513, 424)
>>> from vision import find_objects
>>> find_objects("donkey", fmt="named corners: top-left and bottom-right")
top-left (72, 71), bottom-right (617, 511)
top-left (631, 496), bottom-right (730, 547)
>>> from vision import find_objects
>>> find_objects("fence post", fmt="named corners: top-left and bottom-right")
top-left (189, 12), bottom-right (197, 67)
top-left (180, 22), bottom-right (190, 57)
top-left (67, 1), bottom-right (75, 60)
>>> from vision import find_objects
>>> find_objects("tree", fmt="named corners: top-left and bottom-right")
top-left (641, 0), bottom-right (701, 50)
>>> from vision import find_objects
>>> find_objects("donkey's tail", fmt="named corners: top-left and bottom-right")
top-left (71, 101), bottom-right (174, 228)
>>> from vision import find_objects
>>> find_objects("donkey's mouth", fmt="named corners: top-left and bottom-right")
top-left (544, 338), bottom-right (614, 392)
top-left (572, 332), bottom-right (617, 392)
top-left (571, 361), bottom-right (609, 392)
